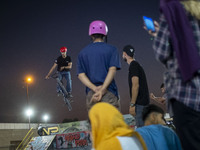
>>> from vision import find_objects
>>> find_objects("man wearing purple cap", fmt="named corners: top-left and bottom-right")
top-left (77, 20), bottom-right (121, 110)
top-left (145, 0), bottom-right (200, 149)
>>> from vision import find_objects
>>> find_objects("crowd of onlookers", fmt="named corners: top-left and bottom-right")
top-left (46, 0), bottom-right (200, 149)
top-left (85, 0), bottom-right (200, 150)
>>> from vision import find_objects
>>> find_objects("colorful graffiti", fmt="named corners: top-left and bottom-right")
top-left (37, 126), bottom-right (59, 136)
top-left (26, 135), bottom-right (55, 150)
top-left (56, 131), bottom-right (92, 149)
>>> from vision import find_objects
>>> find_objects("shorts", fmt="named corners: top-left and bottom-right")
top-left (86, 90), bottom-right (120, 111)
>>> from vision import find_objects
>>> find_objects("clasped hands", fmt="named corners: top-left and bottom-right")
top-left (90, 86), bottom-right (107, 103)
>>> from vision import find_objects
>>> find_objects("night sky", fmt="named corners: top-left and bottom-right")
top-left (0, 0), bottom-right (165, 123)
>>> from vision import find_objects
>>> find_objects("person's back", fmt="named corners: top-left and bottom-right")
top-left (78, 42), bottom-right (119, 96)
top-left (153, 2), bottom-right (200, 107)
top-left (136, 125), bottom-right (182, 150)
top-left (95, 136), bottom-right (145, 150)
top-left (144, 0), bottom-right (200, 149)
top-left (77, 20), bottom-right (121, 110)
top-left (117, 136), bottom-right (145, 150)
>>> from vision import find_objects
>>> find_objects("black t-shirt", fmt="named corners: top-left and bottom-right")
top-left (128, 61), bottom-right (149, 105)
top-left (55, 55), bottom-right (72, 72)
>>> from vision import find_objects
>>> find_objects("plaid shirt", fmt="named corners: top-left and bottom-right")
top-left (153, 13), bottom-right (200, 112)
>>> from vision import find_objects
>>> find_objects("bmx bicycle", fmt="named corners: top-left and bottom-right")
top-left (50, 73), bottom-right (72, 111)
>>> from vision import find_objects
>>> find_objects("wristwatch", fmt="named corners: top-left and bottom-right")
top-left (130, 103), bottom-right (135, 107)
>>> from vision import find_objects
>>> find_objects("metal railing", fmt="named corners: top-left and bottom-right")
top-left (16, 127), bottom-right (34, 150)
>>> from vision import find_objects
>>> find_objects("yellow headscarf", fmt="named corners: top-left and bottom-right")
top-left (89, 102), bottom-right (147, 150)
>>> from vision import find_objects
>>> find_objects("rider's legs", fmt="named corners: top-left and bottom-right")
top-left (56, 71), bottom-right (63, 94)
top-left (63, 71), bottom-right (72, 96)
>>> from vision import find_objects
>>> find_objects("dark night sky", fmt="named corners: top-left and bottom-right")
top-left (0, 0), bottom-right (165, 123)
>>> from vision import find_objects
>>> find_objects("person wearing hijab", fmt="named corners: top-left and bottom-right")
top-left (88, 102), bottom-right (147, 150)
top-left (145, 0), bottom-right (200, 149)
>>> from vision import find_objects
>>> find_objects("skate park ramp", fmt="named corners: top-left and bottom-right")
top-left (25, 114), bottom-right (135, 149)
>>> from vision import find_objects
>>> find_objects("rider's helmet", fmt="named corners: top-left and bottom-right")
top-left (89, 20), bottom-right (108, 36)
top-left (60, 47), bottom-right (67, 53)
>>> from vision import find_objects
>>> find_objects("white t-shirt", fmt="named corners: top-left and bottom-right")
top-left (91, 136), bottom-right (144, 150)
top-left (117, 136), bottom-right (144, 150)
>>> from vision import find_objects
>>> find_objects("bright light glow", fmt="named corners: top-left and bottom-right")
top-left (26, 76), bottom-right (32, 83)
top-left (43, 114), bottom-right (49, 122)
top-left (26, 108), bottom-right (33, 117)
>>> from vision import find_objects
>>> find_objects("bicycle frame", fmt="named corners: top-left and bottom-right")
top-left (51, 73), bottom-right (72, 111)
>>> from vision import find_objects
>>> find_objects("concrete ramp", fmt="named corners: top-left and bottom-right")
top-left (26, 131), bottom-right (92, 150)
top-left (25, 114), bottom-right (134, 149)
top-left (25, 135), bottom-right (55, 150)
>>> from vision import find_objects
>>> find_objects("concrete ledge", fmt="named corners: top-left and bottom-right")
top-left (0, 123), bottom-right (39, 129)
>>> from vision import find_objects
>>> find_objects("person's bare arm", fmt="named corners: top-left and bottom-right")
top-left (65, 62), bottom-right (72, 69)
top-left (150, 93), bottom-right (166, 103)
top-left (78, 73), bottom-right (96, 92)
top-left (129, 76), bottom-right (139, 116)
top-left (131, 76), bottom-right (139, 104)
top-left (60, 62), bottom-right (72, 71)
top-left (45, 63), bottom-right (57, 79)
top-left (91, 66), bottom-right (117, 102)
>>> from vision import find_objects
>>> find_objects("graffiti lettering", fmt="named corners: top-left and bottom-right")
top-left (43, 127), bottom-right (59, 135)
top-left (75, 140), bottom-right (88, 147)
top-left (65, 133), bottom-right (80, 141)
top-left (56, 131), bottom-right (91, 148)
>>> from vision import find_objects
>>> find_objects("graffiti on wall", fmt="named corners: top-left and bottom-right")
top-left (56, 131), bottom-right (92, 149)
top-left (26, 135), bottom-right (55, 150)
top-left (38, 125), bottom-right (59, 136)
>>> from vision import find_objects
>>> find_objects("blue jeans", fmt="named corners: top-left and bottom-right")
top-left (135, 104), bottom-right (145, 128)
top-left (57, 71), bottom-right (72, 93)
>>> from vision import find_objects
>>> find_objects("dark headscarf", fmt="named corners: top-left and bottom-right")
top-left (160, 0), bottom-right (200, 81)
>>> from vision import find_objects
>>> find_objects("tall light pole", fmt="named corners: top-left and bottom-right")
top-left (26, 76), bottom-right (32, 106)
top-left (25, 76), bottom-right (33, 129)
top-left (26, 108), bottom-right (33, 129)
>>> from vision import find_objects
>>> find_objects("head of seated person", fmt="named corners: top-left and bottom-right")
top-left (88, 102), bottom-right (147, 150)
top-left (142, 104), bottom-right (166, 126)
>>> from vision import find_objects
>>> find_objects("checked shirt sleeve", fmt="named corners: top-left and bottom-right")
top-left (153, 14), bottom-right (171, 66)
